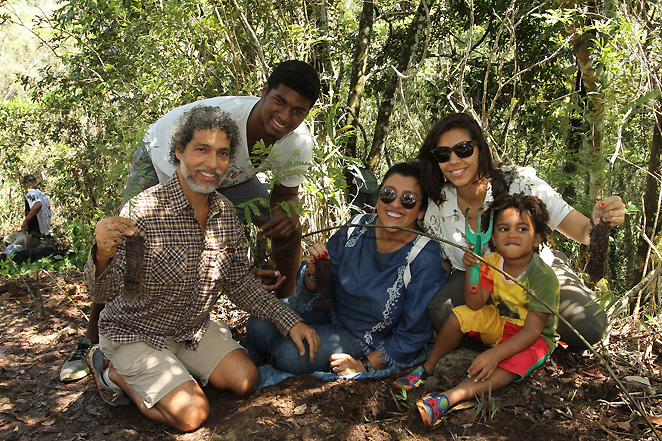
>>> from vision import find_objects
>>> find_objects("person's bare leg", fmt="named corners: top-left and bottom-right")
top-left (108, 366), bottom-right (209, 432)
top-left (271, 227), bottom-right (302, 298)
top-left (85, 303), bottom-right (105, 343)
top-left (422, 312), bottom-right (464, 375)
top-left (439, 367), bottom-right (519, 408)
top-left (207, 348), bottom-right (258, 397)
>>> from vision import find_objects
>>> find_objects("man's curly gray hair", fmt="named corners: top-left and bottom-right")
top-left (169, 105), bottom-right (241, 165)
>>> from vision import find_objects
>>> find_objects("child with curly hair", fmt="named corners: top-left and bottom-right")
top-left (393, 193), bottom-right (560, 428)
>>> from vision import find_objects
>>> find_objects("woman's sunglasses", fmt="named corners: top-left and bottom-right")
top-left (378, 188), bottom-right (419, 209)
top-left (431, 140), bottom-right (477, 163)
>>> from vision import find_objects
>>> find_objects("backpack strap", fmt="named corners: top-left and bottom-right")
top-left (403, 236), bottom-right (431, 288)
top-left (346, 214), bottom-right (367, 240)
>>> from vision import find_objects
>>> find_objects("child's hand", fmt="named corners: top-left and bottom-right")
top-left (462, 245), bottom-right (480, 267)
top-left (467, 349), bottom-right (500, 382)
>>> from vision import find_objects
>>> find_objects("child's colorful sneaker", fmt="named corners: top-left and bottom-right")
top-left (392, 365), bottom-right (430, 391)
top-left (416, 393), bottom-right (450, 428)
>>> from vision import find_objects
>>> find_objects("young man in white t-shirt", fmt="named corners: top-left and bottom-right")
top-left (60, 60), bottom-right (321, 382)
top-left (4, 174), bottom-right (52, 250)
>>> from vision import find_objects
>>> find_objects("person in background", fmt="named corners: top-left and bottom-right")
top-left (4, 174), bottom-right (51, 251)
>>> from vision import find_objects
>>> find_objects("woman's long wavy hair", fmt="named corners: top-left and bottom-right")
top-left (416, 113), bottom-right (512, 206)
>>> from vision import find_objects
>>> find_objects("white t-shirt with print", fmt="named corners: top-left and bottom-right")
top-left (25, 188), bottom-right (51, 235)
top-left (145, 96), bottom-right (314, 188)
top-left (423, 166), bottom-right (574, 270)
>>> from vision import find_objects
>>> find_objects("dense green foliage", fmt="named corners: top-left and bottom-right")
top-left (0, 0), bottom-right (660, 308)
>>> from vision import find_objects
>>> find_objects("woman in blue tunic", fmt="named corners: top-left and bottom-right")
top-left (244, 162), bottom-right (448, 377)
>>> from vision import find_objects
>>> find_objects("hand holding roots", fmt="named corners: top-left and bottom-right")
top-left (586, 220), bottom-right (611, 283)
top-left (313, 258), bottom-right (332, 311)
top-left (124, 234), bottom-right (145, 301)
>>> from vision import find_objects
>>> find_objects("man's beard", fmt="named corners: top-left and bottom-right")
top-left (180, 160), bottom-right (223, 195)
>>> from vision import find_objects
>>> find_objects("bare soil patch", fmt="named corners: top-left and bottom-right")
top-left (1, 270), bottom-right (660, 441)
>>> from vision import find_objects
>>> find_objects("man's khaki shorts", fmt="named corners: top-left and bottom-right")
top-left (100, 319), bottom-right (243, 408)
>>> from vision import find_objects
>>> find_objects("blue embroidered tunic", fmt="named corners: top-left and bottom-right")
top-left (328, 214), bottom-right (448, 365)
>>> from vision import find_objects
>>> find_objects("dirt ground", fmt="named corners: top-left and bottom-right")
top-left (1, 269), bottom-right (661, 441)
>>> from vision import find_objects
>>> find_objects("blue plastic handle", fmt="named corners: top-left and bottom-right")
top-left (465, 208), bottom-right (493, 292)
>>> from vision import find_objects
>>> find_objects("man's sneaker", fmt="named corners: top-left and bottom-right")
top-left (86, 345), bottom-right (131, 406)
top-left (60, 338), bottom-right (92, 382)
top-left (416, 393), bottom-right (450, 428)
top-left (392, 365), bottom-right (430, 391)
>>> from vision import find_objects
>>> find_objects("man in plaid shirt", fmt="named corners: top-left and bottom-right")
top-left (84, 106), bottom-right (320, 431)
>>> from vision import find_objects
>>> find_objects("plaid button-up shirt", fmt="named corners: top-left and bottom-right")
top-left (84, 174), bottom-right (301, 350)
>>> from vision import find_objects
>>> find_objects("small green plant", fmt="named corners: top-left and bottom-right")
top-left (0, 255), bottom-right (34, 277)
top-left (0, 255), bottom-right (17, 276)
top-left (0, 250), bottom-right (66, 277)
top-left (235, 197), bottom-right (270, 227)
top-left (394, 384), bottom-right (410, 409)
top-left (64, 219), bottom-right (94, 270)
top-left (475, 388), bottom-right (501, 422)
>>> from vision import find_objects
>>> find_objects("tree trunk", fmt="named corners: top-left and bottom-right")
top-left (344, 0), bottom-right (374, 160)
top-left (634, 97), bottom-right (662, 283)
top-left (559, 2), bottom-right (607, 203)
top-left (228, 0), bottom-right (268, 77)
top-left (571, 28), bottom-right (606, 202)
top-left (307, 0), bottom-right (334, 100)
top-left (561, 67), bottom-right (585, 202)
top-left (367, 0), bottom-right (435, 170)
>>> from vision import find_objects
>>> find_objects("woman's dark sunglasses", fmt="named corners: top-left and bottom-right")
top-left (378, 188), bottom-right (419, 209)
top-left (431, 140), bottom-right (477, 163)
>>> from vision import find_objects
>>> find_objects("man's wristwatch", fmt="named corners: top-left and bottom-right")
top-left (360, 356), bottom-right (375, 373)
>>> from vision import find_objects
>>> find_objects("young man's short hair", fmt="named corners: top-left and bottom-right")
top-left (22, 175), bottom-right (37, 187)
top-left (267, 60), bottom-right (321, 106)
top-left (169, 106), bottom-right (241, 166)
top-left (483, 193), bottom-right (553, 253)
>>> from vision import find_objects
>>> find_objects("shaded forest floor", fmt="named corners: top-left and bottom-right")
top-left (1, 269), bottom-right (662, 441)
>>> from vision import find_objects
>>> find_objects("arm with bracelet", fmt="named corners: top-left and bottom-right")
top-left (304, 243), bottom-right (328, 292)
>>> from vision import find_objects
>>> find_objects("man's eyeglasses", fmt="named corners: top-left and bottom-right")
top-left (378, 188), bottom-right (419, 209)
top-left (431, 140), bottom-right (477, 163)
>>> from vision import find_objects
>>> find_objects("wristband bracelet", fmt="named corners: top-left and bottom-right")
top-left (304, 269), bottom-right (316, 283)
top-left (360, 356), bottom-right (375, 373)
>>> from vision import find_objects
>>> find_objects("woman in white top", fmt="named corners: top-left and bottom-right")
top-left (417, 113), bottom-right (625, 350)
